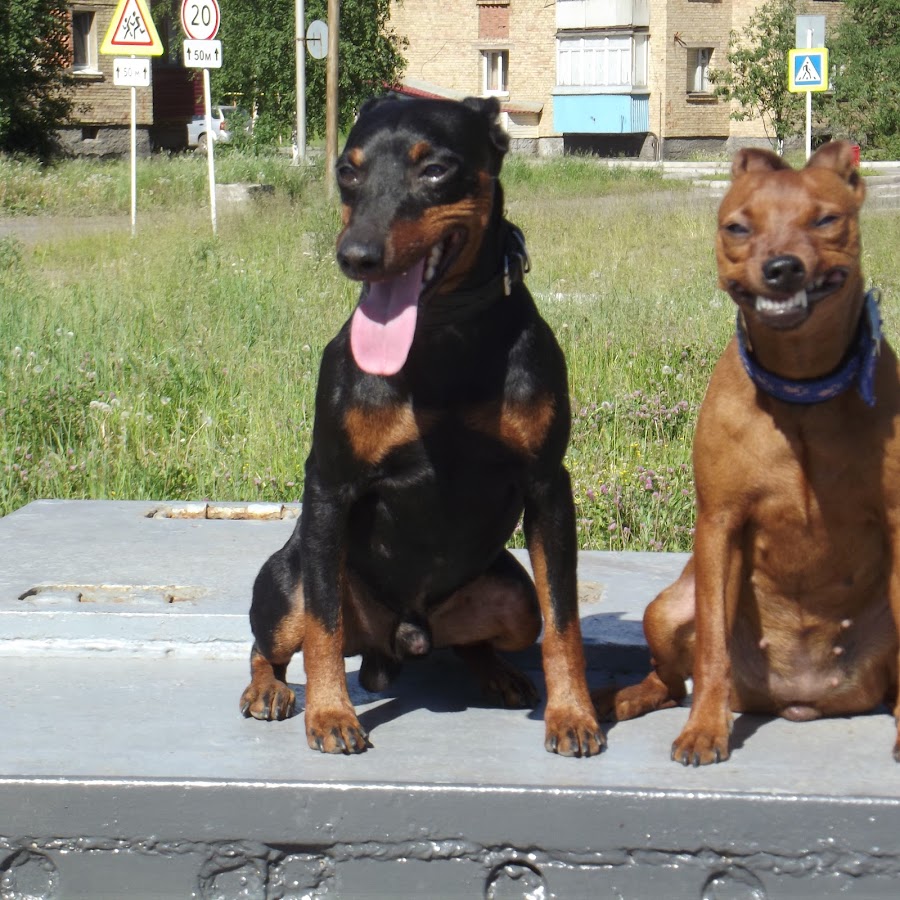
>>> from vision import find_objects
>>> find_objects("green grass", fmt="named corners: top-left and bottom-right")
top-left (1, 151), bottom-right (899, 552)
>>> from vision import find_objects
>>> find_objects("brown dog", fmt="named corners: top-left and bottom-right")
top-left (596, 141), bottom-right (900, 765)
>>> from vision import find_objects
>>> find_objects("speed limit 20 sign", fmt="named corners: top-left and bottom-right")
top-left (181, 0), bottom-right (220, 41)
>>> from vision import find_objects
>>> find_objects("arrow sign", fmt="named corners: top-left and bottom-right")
top-left (183, 39), bottom-right (222, 69)
top-left (100, 0), bottom-right (164, 56)
top-left (113, 57), bottom-right (151, 86)
top-left (788, 48), bottom-right (829, 92)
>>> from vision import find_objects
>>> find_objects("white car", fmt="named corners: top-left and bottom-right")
top-left (187, 105), bottom-right (244, 150)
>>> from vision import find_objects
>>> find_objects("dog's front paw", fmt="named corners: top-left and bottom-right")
top-left (671, 725), bottom-right (730, 766)
top-left (544, 705), bottom-right (606, 757)
top-left (240, 679), bottom-right (296, 721)
top-left (306, 707), bottom-right (371, 754)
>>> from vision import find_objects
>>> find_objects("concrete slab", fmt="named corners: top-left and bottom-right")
top-left (2, 500), bottom-right (900, 899)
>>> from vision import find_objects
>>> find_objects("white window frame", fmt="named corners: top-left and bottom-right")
top-left (689, 47), bottom-right (714, 93)
top-left (482, 49), bottom-right (509, 96)
top-left (556, 33), bottom-right (647, 89)
top-left (72, 9), bottom-right (99, 74)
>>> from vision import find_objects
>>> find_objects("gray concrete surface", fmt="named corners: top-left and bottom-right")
top-left (3, 500), bottom-right (900, 899)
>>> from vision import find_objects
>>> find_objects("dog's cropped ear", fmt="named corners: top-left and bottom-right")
top-left (806, 141), bottom-right (865, 206)
top-left (462, 96), bottom-right (509, 174)
top-left (731, 147), bottom-right (790, 179)
top-left (357, 94), bottom-right (395, 120)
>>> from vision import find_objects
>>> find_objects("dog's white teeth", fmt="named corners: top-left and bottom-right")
top-left (424, 245), bottom-right (442, 283)
top-left (755, 290), bottom-right (808, 313)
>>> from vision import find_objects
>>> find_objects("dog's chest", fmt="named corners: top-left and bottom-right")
top-left (343, 397), bottom-right (555, 468)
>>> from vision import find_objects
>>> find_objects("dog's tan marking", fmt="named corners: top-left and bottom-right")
top-left (408, 140), bottom-right (432, 164)
top-left (387, 171), bottom-right (496, 292)
top-left (268, 581), bottom-right (306, 662)
top-left (344, 404), bottom-right (436, 465)
top-left (464, 395), bottom-right (555, 458)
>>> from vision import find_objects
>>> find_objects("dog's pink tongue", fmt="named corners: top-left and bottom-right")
top-left (350, 260), bottom-right (423, 375)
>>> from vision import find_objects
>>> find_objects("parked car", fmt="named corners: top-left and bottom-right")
top-left (186, 105), bottom-right (247, 150)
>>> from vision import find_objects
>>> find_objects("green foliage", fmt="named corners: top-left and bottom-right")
top-left (708, 0), bottom-right (803, 154)
top-left (211, 0), bottom-right (406, 145)
top-left (825, 0), bottom-right (900, 158)
top-left (0, 0), bottom-right (73, 158)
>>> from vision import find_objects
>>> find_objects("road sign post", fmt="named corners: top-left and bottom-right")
top-left (100, 0), bottom-right (163, 237)
top-left (293, 0), bottom-right (306, 165)
top-left (181, 0), bottom-right (222, 235)
top-left (788, 46), bottom-right (828, 160)
top-left (789, 16), bottom-right (828, 161)
top-left (325, 0), bottom-right (339, 199)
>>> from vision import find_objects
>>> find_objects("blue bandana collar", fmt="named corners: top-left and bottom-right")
top-left (736, 289), bottom-right (882, 408)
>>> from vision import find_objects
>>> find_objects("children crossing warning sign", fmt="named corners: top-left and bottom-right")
top-left (788, 48), bottom-right (829, 92)
top-left (100, 0), bottom-right (164, 56)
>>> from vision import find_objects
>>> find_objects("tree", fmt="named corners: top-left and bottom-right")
top-left (709, 0), bottom-right (804, 155)
top-left (825, 0), bottom-right (900, 158)
top-left (212, 0), bottom-right (406, 146)
top-left (0, 1), bottom-right (73, 158)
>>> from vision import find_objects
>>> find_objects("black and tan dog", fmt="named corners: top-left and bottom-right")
top-left (596, 142), bottom-right (900, 764)
top-left (239, 96), bottom-right (602, 756)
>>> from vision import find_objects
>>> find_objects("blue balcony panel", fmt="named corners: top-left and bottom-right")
top-left (553, 93), bottom-right (650, 134)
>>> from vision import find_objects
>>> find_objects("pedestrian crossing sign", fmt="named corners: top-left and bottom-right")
top-left (788, 48), bottom-right (829, 92)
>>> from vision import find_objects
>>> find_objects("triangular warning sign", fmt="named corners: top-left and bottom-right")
top-left (100, 0), bottom-right (164, 56)
top-left (795, 56), bottom-right (821, 83)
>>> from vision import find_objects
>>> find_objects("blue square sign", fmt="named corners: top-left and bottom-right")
top-left (788, 48), bottom-right (829, 92)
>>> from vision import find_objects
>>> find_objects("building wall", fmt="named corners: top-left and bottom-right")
top-left (387, 0), bottom-right (849, 155)
top-left (390, 0), bottom-right (558, 138)
top-left (650, 0), bottom-right (733, 143)
top-left (507, 1), bottom-right (556, 137)
top-left (390, 0), bottom-right (481, 91)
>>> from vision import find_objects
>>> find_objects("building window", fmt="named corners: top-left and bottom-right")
top-left (483, 49), bottom-right (509, 95)
top-left (72, 10), bottom-right (98, 72)
top-left (557, 34), bottom-right (648, 89)
top-left (688, 47), bottom-right (713, 93)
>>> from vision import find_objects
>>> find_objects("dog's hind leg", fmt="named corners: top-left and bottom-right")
top-left (593, 560), bottom-right (694, 721)
top-left (430, 550), bottom-right (542, 709)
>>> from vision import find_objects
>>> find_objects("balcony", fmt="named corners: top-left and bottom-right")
top-left (557, 0), bottom-right (650, 30)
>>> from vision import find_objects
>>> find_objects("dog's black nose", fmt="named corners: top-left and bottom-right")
top-left (336, 238), bottom-right (384, 278)
top-left (762, 255), bottom-right (806, 292)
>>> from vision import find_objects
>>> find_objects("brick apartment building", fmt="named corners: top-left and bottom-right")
top-left (388, 0), bottom-right (844, 158)
top-left (62, 1), bottom-right (197, 156)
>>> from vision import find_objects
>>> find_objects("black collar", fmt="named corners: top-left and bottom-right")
top-left (421, 223), bottom-right (530, 327)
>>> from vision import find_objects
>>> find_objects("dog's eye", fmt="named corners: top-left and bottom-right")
top-left (420, 163), bottom-right (449, 182)
top-left (724, 222), bottom-right (750, 236)
top-left (336, 165), bottom-right (360, 187)
top-left (814, 214), bottom-right (840, 228)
